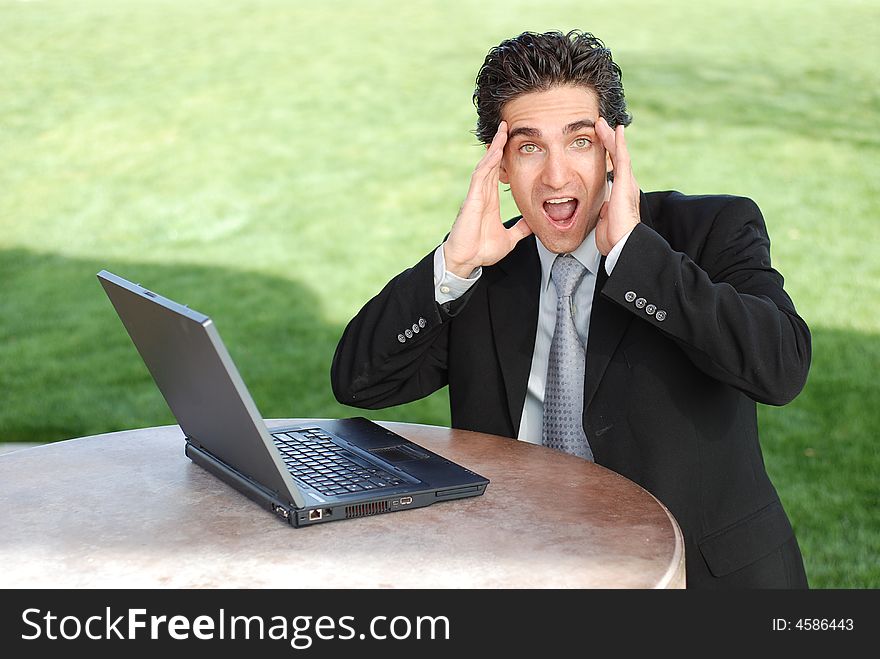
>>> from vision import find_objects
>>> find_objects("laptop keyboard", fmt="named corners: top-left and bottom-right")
top-left (271, 427), bottom-right (405, 497)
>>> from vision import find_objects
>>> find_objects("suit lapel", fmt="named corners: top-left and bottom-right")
top-left (583, 192), bottom-right (654, 410)
top-left (487, 236), bottom-right (541, 435)
top-left (583, 259), bottom-right (631, 410)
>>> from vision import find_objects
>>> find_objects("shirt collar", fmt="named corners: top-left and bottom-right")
top-left (536, 227), bottom-right (601, 292)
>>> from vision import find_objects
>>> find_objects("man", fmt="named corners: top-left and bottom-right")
top-left (331, 30), bottom-right (810, 589)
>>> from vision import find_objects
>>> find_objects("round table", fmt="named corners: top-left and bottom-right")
top-left (0, 420), bottom-right (685, 588)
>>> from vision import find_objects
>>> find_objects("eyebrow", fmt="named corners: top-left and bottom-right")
top-left (564, 119), bottom-right (596, 133)
top-left (507, 126), bottom-right (541, 140)
top-left (507, 119), bottom-right (596, 141)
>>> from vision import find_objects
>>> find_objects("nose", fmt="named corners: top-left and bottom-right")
top-left (540, 148), bottom-right (573, 190)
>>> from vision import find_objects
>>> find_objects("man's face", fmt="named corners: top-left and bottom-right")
top-left (499, 85), bottom-right (611, 254)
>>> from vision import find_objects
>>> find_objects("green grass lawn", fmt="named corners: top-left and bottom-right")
top-left (1, 0), bottom-right (877, 588)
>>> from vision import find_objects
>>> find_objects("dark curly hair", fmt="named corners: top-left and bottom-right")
top-left (473, 30), bottom-right (632, 144)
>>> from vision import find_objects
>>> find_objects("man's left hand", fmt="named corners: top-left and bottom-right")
top-left (595, 117), bottom-right (640, 256)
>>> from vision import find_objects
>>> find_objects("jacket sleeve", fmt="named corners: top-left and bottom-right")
top-left (601, 196), bottom-right (811, 405)
top-left (330, 249), bottom-right (467, 409)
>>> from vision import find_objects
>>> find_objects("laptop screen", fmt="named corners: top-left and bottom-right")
top-left (98, 270), bottom-right (304, 508)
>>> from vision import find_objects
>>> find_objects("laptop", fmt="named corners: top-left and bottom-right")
top-left (97, 270), bottom-right (488, 527)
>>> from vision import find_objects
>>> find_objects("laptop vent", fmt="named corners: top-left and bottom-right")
top-left (345, 501), bottom-right (391, 519)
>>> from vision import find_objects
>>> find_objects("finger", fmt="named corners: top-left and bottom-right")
top-left (490, 120), bottom-right (508, 151)
top-left (477, 121), bottom-right (508, 168)
top-left (609, 125), bottom-right (639, 198)
top-left (507, 217), bottom-right (533, 242)
top-left (594, 203), bottom-right (610, 254)
top-left (470, 122), bottom-right (507, 195)
top-left (613, 124), bottom-right (631, 171)
top-left (599, 121), bottom-right (636, 193)
top-left (595, 117), bottom-right (617, 162)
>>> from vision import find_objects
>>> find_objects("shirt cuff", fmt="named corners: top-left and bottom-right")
top-left (604, 227), bottom-right (635, 276)
top-left (433, 244), bottom-right (482, 305)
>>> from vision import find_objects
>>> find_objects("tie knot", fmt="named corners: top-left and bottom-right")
top-left (551, 254), bottom-right (586, 297)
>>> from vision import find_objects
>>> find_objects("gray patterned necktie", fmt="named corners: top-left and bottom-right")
top-left (542, 254), bottom-right (594, 461)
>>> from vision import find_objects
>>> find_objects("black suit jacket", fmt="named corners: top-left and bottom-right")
top-left (331, 191), bottom-right (811, 588)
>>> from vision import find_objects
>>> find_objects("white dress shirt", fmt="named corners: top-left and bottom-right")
top-left (433, 227), bottom-right (633, 444)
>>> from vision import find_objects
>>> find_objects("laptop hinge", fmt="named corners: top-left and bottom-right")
top-left (184, 441), bottom-right (298, 522)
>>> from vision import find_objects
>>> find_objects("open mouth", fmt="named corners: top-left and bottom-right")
top-left (542, 197), bottom-right (579, 228)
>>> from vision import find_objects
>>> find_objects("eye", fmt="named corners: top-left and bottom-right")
top-left (519, 143), bottom-right (540, 154)
top-left (573, 137), bottom-right (591, 148)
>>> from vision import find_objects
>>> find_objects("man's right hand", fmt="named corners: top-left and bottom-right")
top-left (443, 121), bottom-right (533, 278)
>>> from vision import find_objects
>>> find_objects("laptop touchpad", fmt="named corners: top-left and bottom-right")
top-left (368, 445), bottom-right (430, 463)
